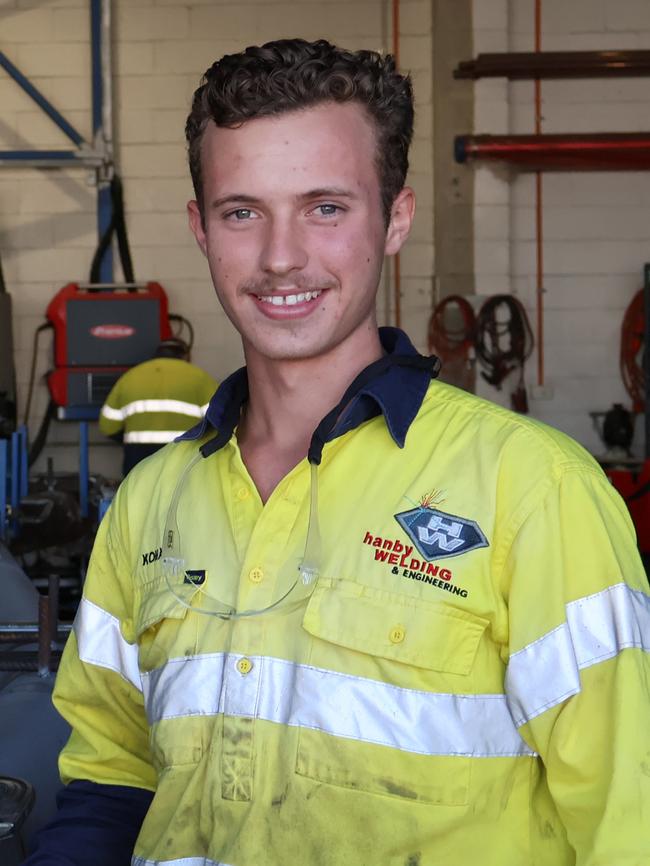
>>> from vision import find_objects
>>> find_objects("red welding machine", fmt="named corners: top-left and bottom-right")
top-left (46, 282), bottom-right (172, 413)
top-left (606, 462), bottom-right (650, 555)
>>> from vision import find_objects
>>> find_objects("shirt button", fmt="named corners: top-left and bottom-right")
top-left (248, 567), bottom-right (264, 584)
top-left (389, 625), bottom-right (406, 644)
top-left (237, 487), bottom-right (249, 501)
top-left (236, 658), bottom-right (253, 675)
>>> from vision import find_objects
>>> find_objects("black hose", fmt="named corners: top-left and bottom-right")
top-left (168, 314), bottom-right (195, 351)
top-left (23, 323), bottom-right (53, 427)
top-left (475, 295), bottom-right (534, 388)
top-left (89, 175), bottom-right (135, 285)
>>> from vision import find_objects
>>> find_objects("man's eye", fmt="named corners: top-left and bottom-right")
top-left (315, 204), bottom-right (340, 217)
top-left (227, 208), bottom-right (254, 220)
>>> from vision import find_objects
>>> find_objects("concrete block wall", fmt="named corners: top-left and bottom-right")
top-left (471, 0), bottom-right (650, 455)
top-left (0, 0), bottom-right (434, 478)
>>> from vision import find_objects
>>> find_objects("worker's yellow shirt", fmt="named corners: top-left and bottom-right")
top-left (54, 380), bottom-right (650, 865)
top-left (99, 357), bottom-right (217, 444)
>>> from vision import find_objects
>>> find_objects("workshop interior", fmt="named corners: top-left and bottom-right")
top-left (2, 0), bottom-right (650, 859)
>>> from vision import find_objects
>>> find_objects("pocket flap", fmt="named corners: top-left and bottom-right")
top-left (302, 578), bottom-right (487, 675)
top-left (135, 580), bottom-right (199, 638)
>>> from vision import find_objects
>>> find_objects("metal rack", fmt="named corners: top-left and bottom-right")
top-left (0, 0), bottom-right (114, 281)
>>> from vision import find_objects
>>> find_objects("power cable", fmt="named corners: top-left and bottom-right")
top-left (475, 295), bottom-right (534, 413)
top-left (427, 295), bottom-right (476, 362)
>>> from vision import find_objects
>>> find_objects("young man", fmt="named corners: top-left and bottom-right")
top-left (27, 39), bottom-right (650, 866)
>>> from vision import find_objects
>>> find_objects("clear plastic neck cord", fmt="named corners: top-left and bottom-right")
top-left (161, 452), bottom-right (321, 620)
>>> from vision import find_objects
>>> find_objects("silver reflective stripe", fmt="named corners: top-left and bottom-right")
top-left (142, 653), bottom-right (535, 758)
top-left (101, 404), bottom-right (124, 421)
top-left (74, 598), bottom-right (142, 692)
top-left (124, 431), bottom-right (186, 444)
top-left (102, 399), bottom-right (206, 422)
top-left (133, 858), bottom-right (231, 866)
top-left (506, 582), bottom-right (650, 726)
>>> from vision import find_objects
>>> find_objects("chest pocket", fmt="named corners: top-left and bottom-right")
top-left (135, 579), bottom-right (200, 673)
top-left (135, 579), bottom-right (204, 770)
top-left (297, 578), bottom-right (488, 806)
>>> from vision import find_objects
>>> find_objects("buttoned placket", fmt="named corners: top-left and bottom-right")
top-left (218, 440), bottom-right (310, 801)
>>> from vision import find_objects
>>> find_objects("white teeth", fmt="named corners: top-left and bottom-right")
top-left (257, 290), bottom-right (322, 305)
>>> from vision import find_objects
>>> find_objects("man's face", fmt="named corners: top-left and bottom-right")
top-left (188, 101), bottom-right (413, 364)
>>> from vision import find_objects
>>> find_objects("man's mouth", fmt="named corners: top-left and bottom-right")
top-left (256, 290), bottom-right (323, 306)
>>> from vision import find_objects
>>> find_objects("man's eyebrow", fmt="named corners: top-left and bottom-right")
top-left (209, 194), bottom-right (261, 209)
top-left (300, 187), bottom-right (358, 200)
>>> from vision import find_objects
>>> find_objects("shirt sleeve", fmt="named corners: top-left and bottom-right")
top-left (22, 780), bottom-right (153, 866)
top-left (52, 479), bottom-right (157, 794)
top-left (502, 465), bottom-right (650, 864)
top-left (99, 377), bottom-right (125, 438)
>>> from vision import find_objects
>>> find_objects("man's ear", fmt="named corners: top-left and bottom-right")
top-left (384, 186), bottom-right (415, 256)
top-left (187, 200), bottom-right (208, 257)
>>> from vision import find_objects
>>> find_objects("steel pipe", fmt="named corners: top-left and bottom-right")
top-left (455, 133), bottom-right (650, 171)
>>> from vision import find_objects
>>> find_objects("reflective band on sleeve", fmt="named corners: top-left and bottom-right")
top-left (506, 582), bottom-right (650, 726)
top-left (121, 399), bottom-right (205, 419)
top-left (133, 858), bottom-right (231, 866)
top-left (142, 653), bottom-right (535, 758)
top-left (101, 404), bottom-right (125, 421)
top-left (74, 598), bottom-right (142, 692)
top-left (124, 431), bottom-right (186, 444)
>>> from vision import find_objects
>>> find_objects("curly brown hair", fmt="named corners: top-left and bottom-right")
top-left (185, 38), bottom-right (413, 226)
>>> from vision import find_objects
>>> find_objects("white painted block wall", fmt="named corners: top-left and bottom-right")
top-left (472, 0), bottom-right (650, 456)
top-left (0, 0), bottom-right (434, 478)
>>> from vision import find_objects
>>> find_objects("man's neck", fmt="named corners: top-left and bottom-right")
top-left (237, 330), bottom-right (383, 502)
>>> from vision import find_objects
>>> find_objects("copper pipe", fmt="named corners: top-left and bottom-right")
top-left (392, 0), bottom-right (401, 328)
top-left (534, 0), bottom-right (544, 386)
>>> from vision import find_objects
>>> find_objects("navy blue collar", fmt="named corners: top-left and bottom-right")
top-left (177, 327), bottom-right (439, 460)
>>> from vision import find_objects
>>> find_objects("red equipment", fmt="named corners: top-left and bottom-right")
top-left (46, 282), bottom-right (172, 412)
top-left (606, 464), bottom-right (650, 555)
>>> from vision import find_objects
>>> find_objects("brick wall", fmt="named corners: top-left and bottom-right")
top-left (0, 0), bottom-right (434, 477)
top-left (471, 0), bottom-right (650, 455)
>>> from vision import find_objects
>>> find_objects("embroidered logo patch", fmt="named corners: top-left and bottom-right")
top-left (394, 505), bottom-right (488, 562)
top-left (184, 569), bottom-right (206, 586)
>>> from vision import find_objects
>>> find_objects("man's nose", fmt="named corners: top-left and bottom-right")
top-left (259, 216), bottom-right (308, 275)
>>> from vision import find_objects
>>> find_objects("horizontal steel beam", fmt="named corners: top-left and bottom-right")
top-left (454, 50), bottom-right (650, 80)
top-left (0, 150), bottom-right (105, 168)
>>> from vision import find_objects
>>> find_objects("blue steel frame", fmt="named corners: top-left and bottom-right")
top-left (0, 426), bottom-right (28, 541)
top-left (0, 0), bottom-right (113, 281)
top-left (0, 439), bottom-right (7, 541)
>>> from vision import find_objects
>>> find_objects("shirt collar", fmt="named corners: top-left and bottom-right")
top-left (177, 327), bottom-right (438, 452)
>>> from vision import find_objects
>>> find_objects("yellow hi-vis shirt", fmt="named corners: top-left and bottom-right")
top-left (99, 357), bottom-right (217, 445)
top-left (54, 380), bottom-right (650, 866)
